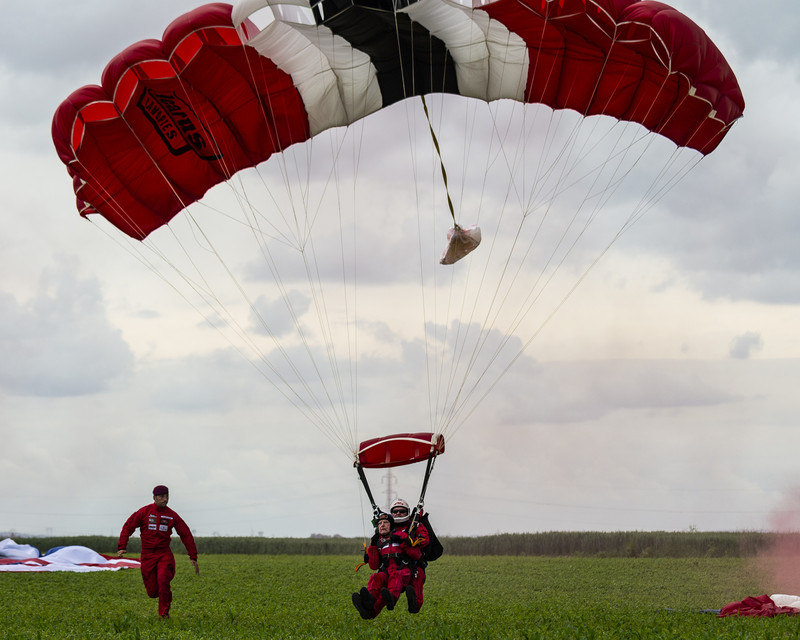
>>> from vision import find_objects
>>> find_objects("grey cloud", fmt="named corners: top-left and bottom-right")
top-left (2, 2), bottom-right (200, 74)
top-left (145, 351), bottom-right (254, 413)
top-left (240, 205), bottom-right (425, 287)
top-left (623, 59), bottom-right (800, 305)
top-left (729, 332), bottom-right (764, 359)
top-left (493, 358), bottom-right (738, 425)
top-left (0, 257), bottom-right (133, 397)
top-left (674, 0), bottom-right (800, 65)
top-left (250, 289), bottom-right (311, 337)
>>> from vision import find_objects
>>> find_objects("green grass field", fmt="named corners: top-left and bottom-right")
top-left (1, 555), bottom-right (795, 639)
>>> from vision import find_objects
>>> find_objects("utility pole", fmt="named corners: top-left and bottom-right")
top-left (381, 470), bottom-right (397, 511)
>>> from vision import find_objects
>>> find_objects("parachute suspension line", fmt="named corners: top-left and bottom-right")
top-left (447, 146), bottom-right (690, 437)
top-left (441, 125), bottom-right (705, 435)
top-left (281, 132), bottom-right (372, 451)
top-left (418, 76), bottom-right (511, 434)
top-left (436, 100), bottom-right (495, 417)
top-left (429, 46), bottom-right (519, 429)
top-left (433, 108), bottom-right (593, 426)
top-left (442, 122), bottom-right (638, 430)
top-left (294, 125), bottom-right (371, 451)
top-left (388, 12), bottom-right (444, 432)
top-left (237, 48), bottom-right (363, 452)
top-left (94, 213), bottom-right (349, 444)
top-left (178, 217), bottom-right (340, 432)
top-left (135, 54), bottom-right (367, 455)
top-left (422, 36), bottom-right (466, 432)
top-left (427, 102), bottom-right (639, 432)
top-left (192, 98), bottom-right (356, 452)
top-left (423, 108), bottom-right (543, 432)
top-left (402, 96), bottom-right (532, 434)
top-left (343, 46), bottom-right (373, 449)
top-left (404, 95), bottom-right (438, 431)
top-left (416, 94), bottom-right (458, 431)
top-left (337, 122), bottom-right (370, 451)
top-left (239, 38), bottom-right (379, 453)
top-left (612, 74), bottom-right (710, 232)
top-left (430, 88), bottom-right (669, 433)
top-left (75, 104), bottom-right (320, 412)
top-left (87, 218), bottom-right (344, 436)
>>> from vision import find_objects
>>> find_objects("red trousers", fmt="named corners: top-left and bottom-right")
top-left (139, 549), bottom-right (176, 617)
top-left (367, 564), bottom-right (426, 616)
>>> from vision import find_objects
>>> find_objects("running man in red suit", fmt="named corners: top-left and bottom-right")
top-left (117, 485), bottom-right (198, 618)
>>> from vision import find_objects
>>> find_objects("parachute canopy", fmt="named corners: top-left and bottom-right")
top-left (357, 433), bottom-right (445, 468)
top-left (50, 1), bottom-right (744, 462)
top-left (52, 0), bottom-right (744, 241)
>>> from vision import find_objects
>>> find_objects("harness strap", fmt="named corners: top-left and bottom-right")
top-left (408, 451), bottom-right (440, 538)
top-left (355, 463), bottom-right (380, 517)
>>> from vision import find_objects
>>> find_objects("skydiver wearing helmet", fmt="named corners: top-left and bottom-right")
top-left (352, 511), bottom-right (422, 619)
top-left (390, 498), bottom-right (429, 614)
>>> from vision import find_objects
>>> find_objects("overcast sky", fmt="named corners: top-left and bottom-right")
top-left (3, 1), bottom-right (800, 541)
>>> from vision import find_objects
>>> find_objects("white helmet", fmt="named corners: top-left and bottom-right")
top-left (389, 498), bottom-right (411, 524)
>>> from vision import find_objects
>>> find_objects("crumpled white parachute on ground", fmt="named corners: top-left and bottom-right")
top-left (0, 538), bottom-right (140, 572)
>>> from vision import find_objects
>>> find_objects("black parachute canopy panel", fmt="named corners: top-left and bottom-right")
top-left (310, 0), bottom-right (459, 106)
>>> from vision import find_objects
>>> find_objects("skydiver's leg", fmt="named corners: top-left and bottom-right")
top-left (366, 572), bottom-right (388, 617)
top-left (407, 566), bottom-right (425, 613)
top-left (388, 565), bottom-right (411, 599)
top-left (140, 553), bottom-right (160, 599)
top-left (155, 551), bottom-right (176, 617)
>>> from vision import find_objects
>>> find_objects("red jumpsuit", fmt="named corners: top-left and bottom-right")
top-left (118, 504), bottom-right (197, 617)
top-left (365, 522), bottom-right (428, 616)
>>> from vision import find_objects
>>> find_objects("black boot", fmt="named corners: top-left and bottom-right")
top-left (405, 585), bottom-right (420, 614)
top-left (360, 587), bottom-right (375, 610)
top-left (352, 592), bottom-right (372, 619)
top-left (381, 587), bottom-right (397, 611)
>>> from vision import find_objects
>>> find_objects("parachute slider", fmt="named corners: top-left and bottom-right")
top-left (439, 224), bottom-right (481, 265)
top-left (356, 432), bottom-right (445, 469)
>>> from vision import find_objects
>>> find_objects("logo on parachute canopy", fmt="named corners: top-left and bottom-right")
top-left (137, 88), bottom-right (221, 160)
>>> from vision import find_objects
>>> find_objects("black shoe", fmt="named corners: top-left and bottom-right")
top-left (352, 592), bottom-right (372, 619)
top-left (405, 585), bottom-right (420, 614)
top-left (360, 587), bottom-right (375, 610)
top-left (381, 587), bottom-right (397, 611)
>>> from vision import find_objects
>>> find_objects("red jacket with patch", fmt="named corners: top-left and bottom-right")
top-left (118, 504), bottom-right (197, 560)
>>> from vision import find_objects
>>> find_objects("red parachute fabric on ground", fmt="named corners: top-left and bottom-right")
top-left (718, 595), bottom-right (800, 618)
top-left (358, 433), bottom-right (445, 468)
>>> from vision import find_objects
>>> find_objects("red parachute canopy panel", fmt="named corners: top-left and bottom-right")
top-left (357, 433), bottom-right (445, 469)
top-left (481, 0), bottom-right (745, 154)
top-left (51, 2), bottom-right (310, 240)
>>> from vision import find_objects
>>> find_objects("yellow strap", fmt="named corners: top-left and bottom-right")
top-left (355, 540), bottom-right (368, 571)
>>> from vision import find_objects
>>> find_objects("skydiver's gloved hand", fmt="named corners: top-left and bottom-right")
top-left (370, 533), bottom-right (379, 546)
top-left (390, 531), bottom-right (409, 543)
